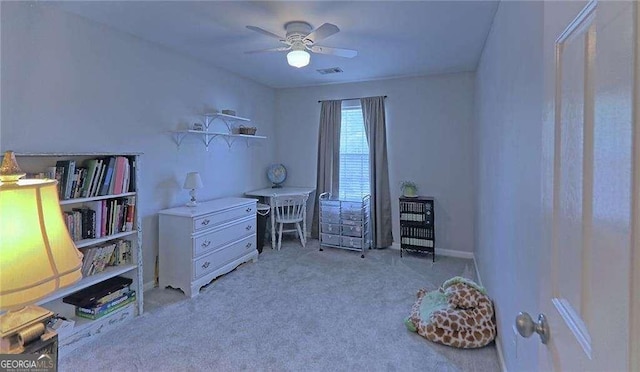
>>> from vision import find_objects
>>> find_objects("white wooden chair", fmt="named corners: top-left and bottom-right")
top-left (272, 193), bottom-right (309, 250)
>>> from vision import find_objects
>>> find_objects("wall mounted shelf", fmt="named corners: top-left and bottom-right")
top-left (171, 130), bottom-right (267, 150)
top-left (172, 113), bottom-right (266, 150)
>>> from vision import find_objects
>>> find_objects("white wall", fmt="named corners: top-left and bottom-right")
top-left (474, 1), bottom-right (544, 371)
top-left (0, 2), bottom-right (277, 285)
top-left (275, 74), bottom-right (476, 254)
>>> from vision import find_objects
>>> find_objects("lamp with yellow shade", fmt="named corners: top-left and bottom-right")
top-left (0, 151), bottom-right (84, 354)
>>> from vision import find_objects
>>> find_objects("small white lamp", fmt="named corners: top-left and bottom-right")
top-left (183, 172), bottom-right (203, 207)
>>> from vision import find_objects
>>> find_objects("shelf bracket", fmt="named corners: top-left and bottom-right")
top-left (203, 115), bottom-right (213, 131)
top-left (202, 133), bottom-right (218, 151)
top-left (173, 132), bottom-right (188, 149)
top-left (221, 136), bottom-right (233, 148)
top-left (219, 118), bottom-right (233, 133)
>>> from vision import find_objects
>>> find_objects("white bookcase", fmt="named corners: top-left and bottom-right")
top-left (15, 152), bottom-right (143, 357)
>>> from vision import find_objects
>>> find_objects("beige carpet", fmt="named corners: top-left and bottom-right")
top-left (60, 238), bottom-right (500, 371)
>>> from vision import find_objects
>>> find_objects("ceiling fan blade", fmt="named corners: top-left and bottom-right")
top-left (245, 46), bottom-right (291, 54)
top-left (304, 23), bottom-right (340, 44)
top-left (246, 25), bottom-right (286, 42)
top-left (309, 45), bottom-right (358, 58)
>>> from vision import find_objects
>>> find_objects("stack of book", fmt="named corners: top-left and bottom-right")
top-left (55, 156), bottom-right (136, 200)
top-left (63, 196), bottom-right (136, 242)
top-left (80, 239), bottom-right (132, 277)
top-left (63, 276), bottom-right (135, 320)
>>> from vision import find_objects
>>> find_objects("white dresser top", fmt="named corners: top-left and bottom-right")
top-left (158, 197), bottom-right (257, 217)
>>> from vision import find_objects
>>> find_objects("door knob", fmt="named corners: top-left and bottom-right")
top-left (515, 312), bottom-right (550, 344)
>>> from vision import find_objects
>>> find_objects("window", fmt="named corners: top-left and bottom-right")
top-left (339, 104), bottom-right (370, 200)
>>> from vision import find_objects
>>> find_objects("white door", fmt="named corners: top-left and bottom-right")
top-left (538, 0), bottom-right (638, 370)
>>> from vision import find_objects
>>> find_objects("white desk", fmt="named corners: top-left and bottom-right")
top-left (244, 186), bottom-right (316, 249)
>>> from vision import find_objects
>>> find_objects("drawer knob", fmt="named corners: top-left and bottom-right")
top-left (201, 240), bottom-right (211, 248)
top-left (246, 242), bottom-right (252, 248)
top-left (201, 219), bottom-right (210, 226)
top-left (246, 207), bottom-right (253, 212)
top-left (246, 225), bottom-right (252, 231)
top-left (202, 261), bottom-right (210, 269)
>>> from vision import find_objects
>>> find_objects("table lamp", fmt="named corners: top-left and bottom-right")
top-left (183, 172), bottom-right (203, 207)
top-left (0, 151), bottom-right (84, 354)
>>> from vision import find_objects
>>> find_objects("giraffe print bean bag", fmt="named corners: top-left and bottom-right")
top-left (404, 276), bottom-right (496, 348)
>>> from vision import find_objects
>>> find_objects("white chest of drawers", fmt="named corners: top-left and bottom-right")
top-left (158, 197), bottom-right (258, 297)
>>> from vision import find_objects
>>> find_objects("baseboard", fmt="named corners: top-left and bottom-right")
top-left (474, 257), bottom-right (507, 372)
top-left (390, 242), bottom-right (474, 259)
top-left (495, 336), bottom-right (508, 372)
top-left (474, 257), bottom-right (483, 287)
top-left (143, 280), bottom-right (157, 292)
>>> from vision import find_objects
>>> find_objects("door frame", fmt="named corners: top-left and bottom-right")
top-left (631, 2), bottom-right (640, 370)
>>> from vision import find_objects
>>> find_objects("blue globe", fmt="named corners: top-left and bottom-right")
top-left (267, 163), bottom-right (287, 187)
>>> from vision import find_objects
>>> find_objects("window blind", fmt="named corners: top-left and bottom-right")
top-left (339, 105), bottom-right (370, 200)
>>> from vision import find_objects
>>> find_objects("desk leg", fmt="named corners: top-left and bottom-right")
top-left (270, 204), bottom-right (277, 250)
top-left (302, 207), bottom-right (307, 245)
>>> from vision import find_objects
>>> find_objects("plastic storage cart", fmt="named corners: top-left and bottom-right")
top-left (318, 192), bottom-right (371, 258)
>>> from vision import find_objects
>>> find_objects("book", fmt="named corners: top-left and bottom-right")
top-left (122, 158), bottom-right (130, 194)
top-left (107, 199), bottom-right (115, 235)
top-left (117, 198), bottom-right (126, 232)
top-left (82, 159), bottom-right (99, 198)
top-left (81, 246), bottom-right (100, 276)
top-left (75, 290), bottom-right (136, 320)
top-left (124, 196), bottom-right (136, 232)
top-left (111, 239), bottom-right (132, 265)
top-left (112, 156), bottom-right (128, 195)
top-left (94, 242), bottom-right (116, 273)
top-left (64, 160), bottom-right (76, 200)
top-left (101, 199), bottom-right (108, 237)
top-left (86, 200), bottom-right (103, 238)
top-left (76, 208), bottom-right (90, 239)
top-left (74, 168), bottom-right (87, 198)
top-left (62, 276), bottom-right (133, 308)
top-left (94, 285), bottom-right (131, 306)
top-left (54, 163), bottom-right (65, 198)
top-left (128, 157), bottom-right (136, 192)
top-left (90, 159), bottom-right (104, 197)
top-left (55, 160), bottom-right (75, 200)
top-left (82, 241), bottom-right (117, 276)
top-left (70, 168), bottom-right (80, 199)
top-left (99, 157), bottom-right (115, 196)
top-left (80, 248), bottom-right (93, 276)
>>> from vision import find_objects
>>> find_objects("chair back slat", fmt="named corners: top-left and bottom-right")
top-left (273, 193), bottom-right (308, 223)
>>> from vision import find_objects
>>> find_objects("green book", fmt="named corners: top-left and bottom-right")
top-left (75, 291), bottom-right (136, 320)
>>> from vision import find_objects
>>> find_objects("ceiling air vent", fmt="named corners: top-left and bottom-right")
top-left (317, 67), bottom-right (343, 75)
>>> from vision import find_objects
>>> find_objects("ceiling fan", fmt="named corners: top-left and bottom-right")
top-left (245, 21), bottom-right (358, 68)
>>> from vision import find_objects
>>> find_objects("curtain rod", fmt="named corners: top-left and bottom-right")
top-left (318, 95), bottom-right (387, 103)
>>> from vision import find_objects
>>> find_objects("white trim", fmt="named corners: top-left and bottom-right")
top-left (552, 298), bottom-right (592, 359)
top-left (143, 280), bottom-right (157, 292)
top-left (473, 257), bottom-right (483, 287)
top-left (630, 2), bottom-right (640, 370)
top-left (474, 256), bottom-right (507, 372)
top-left (390, 242), bottom-right (474, 259)
top-left (495, 336), bottom-right (509, 372)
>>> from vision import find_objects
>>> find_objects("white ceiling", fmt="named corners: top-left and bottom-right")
top-left (51, 1), bottom-right (498, 89)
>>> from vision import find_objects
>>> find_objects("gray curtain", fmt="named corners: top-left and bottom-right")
top-left (361, 96), bottom-right (393, 248)
top-left (311, 100), bottom-right (342, 238)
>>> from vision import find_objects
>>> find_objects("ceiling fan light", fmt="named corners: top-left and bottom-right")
top-left (287, 50), bottom-right (310, 68)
